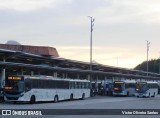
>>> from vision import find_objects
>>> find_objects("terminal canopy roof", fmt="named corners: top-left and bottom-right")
top-left (0, 48), bottom-right (160, 80)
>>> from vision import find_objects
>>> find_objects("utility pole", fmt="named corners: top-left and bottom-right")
top-left (146, 40), bottom-right (150, 76)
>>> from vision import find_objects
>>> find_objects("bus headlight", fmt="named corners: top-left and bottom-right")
top-left (4, 86), bottom-right (12, 90)
top-left (114, 88), bottom-right (119, 90)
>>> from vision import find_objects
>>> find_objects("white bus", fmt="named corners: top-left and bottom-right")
top-left (4, 75), bottom-right (90, 104)
top-left (135, 81), bottom-right (158, 98)
top-left (113, 80), bottom-right (136, 96)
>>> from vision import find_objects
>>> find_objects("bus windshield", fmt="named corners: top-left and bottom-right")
top-left (5, 79), bottom-right (24, 94)
top-left (113, 82), bottom-right (125, 91)
top-left (136, 83), bottom-right (148, 93)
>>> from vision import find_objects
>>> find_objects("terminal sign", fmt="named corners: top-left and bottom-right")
top-left (114, 82), bottom-right (124, 84)
top-left (8, 76), bottom-right (22, 80)
top-left (137, 82), bottom-right (146, 84)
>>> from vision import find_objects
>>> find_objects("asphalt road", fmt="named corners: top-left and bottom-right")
top-left (1, 95), bottom-right (160, 118)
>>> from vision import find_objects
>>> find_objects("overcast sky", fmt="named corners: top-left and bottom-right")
top-left (0, 0), bottom-right (160, 68)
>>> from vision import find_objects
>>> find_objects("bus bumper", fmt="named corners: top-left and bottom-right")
top-left (113, 92), bottom-right (126, 96)
top-left (135, 93), bottom-right (147, 98)
top-left (4, 93), bottom-right (26, 102)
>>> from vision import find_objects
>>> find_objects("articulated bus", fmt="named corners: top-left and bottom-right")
top-left (4, 75), bottom-right (90, 104)
top-left (113, 80), bottom-right (136, 96)
top-left (135, 81), bottom-right (158, 98)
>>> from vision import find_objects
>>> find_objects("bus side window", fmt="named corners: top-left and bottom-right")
top-left (25, 79), bottom-right (31, 92)
top-left (125, 83), bottom-right (129, 89)
top-left (70, 82), bottom-right (73, 89)
top-left (148, 84), bottom-right (150, 88)
top-left (84, 82), bottom-right (89, 89)
top-left (77, 82), bottom-right (81, 89)
top-left (75, 82), bottom-right (78, 89)
top-left (82, 82), bottom-right (85, 89)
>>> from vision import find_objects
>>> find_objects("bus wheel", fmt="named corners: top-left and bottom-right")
top-left (70, 94), bottom-right (73, 101)
top-left (81, 93), bottom-right (85, 100)
top-left (54, 95), bottom-right (59, 103)
top-left (127, 92), bottom-right (129, 97)
top-left (153, 93), bottom-right (155, 97)
top-left (0, 97), bottom-right (4, 102)
top-left (30, 95), bottom-right (36, 104)
top-left (148, 93), bottom-right (150, 98)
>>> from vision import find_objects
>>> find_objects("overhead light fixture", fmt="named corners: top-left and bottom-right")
top-left (27, 59), bottom-right (32, 61)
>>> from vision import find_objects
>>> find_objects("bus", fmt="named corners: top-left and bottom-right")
top-left (113, 80), bottom-right (136, 96)
top-left (4, 75), bottom-right (90, 104)
top-left (135, 81), bottom-right (158, 98)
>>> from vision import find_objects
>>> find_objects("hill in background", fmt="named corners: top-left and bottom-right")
top-left (134, 59), bottom-right (160, 73)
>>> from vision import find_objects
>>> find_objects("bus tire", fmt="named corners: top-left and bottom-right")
top-left (30, 95), bottom-right (36, 104)
top-left (0, 97), bottom-right (4, 102)
top-left (81, 93), bottom-right (85, 100)
top-left (148, 93), bottom-right (150, 98)
top-left (153, 93), bottom-right (155, 97)
top-left (127, 92), bottom-right (129, 97)
top-left (54, 95), bottom-right (59, 103)
top-left (70, 94), bottom-right (73, 101)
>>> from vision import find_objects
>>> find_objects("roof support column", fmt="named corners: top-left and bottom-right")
top-left (96, 75), bottom-right (99, 82)
top-left (112, 76), bottom-right (114, 83)
top-left (38, 71), bottom-right (41, 76)
top-left (65, 72), bottom-right (68, 79)
top-left (77, 73), bottom-right (79, 79)
top-left (104, 76), bottom-right (107, 96)
top-left (53, 72), bottom-right (57, 77)
top-left (62, 73), bottom-right (66, 79)
top-left (1, 56), bottom-right (6, 88)
top-left (21, 68), bottom-right (24, 75)
top-left (87, 74), bottom-right (92, 90)
top-left (31, 71), bottom-right (34, 76)
top-left (87, 74), bottom-right (90, 80)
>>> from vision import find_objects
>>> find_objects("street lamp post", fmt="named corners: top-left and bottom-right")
top-left (88, 16), bottom-right (95, 89)
top-left (146, 40), bottom-right (150, 76)
top-left (88, 16), bottom-right (95, 72)
top-left (159, 52), bottom-right (160, 74)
